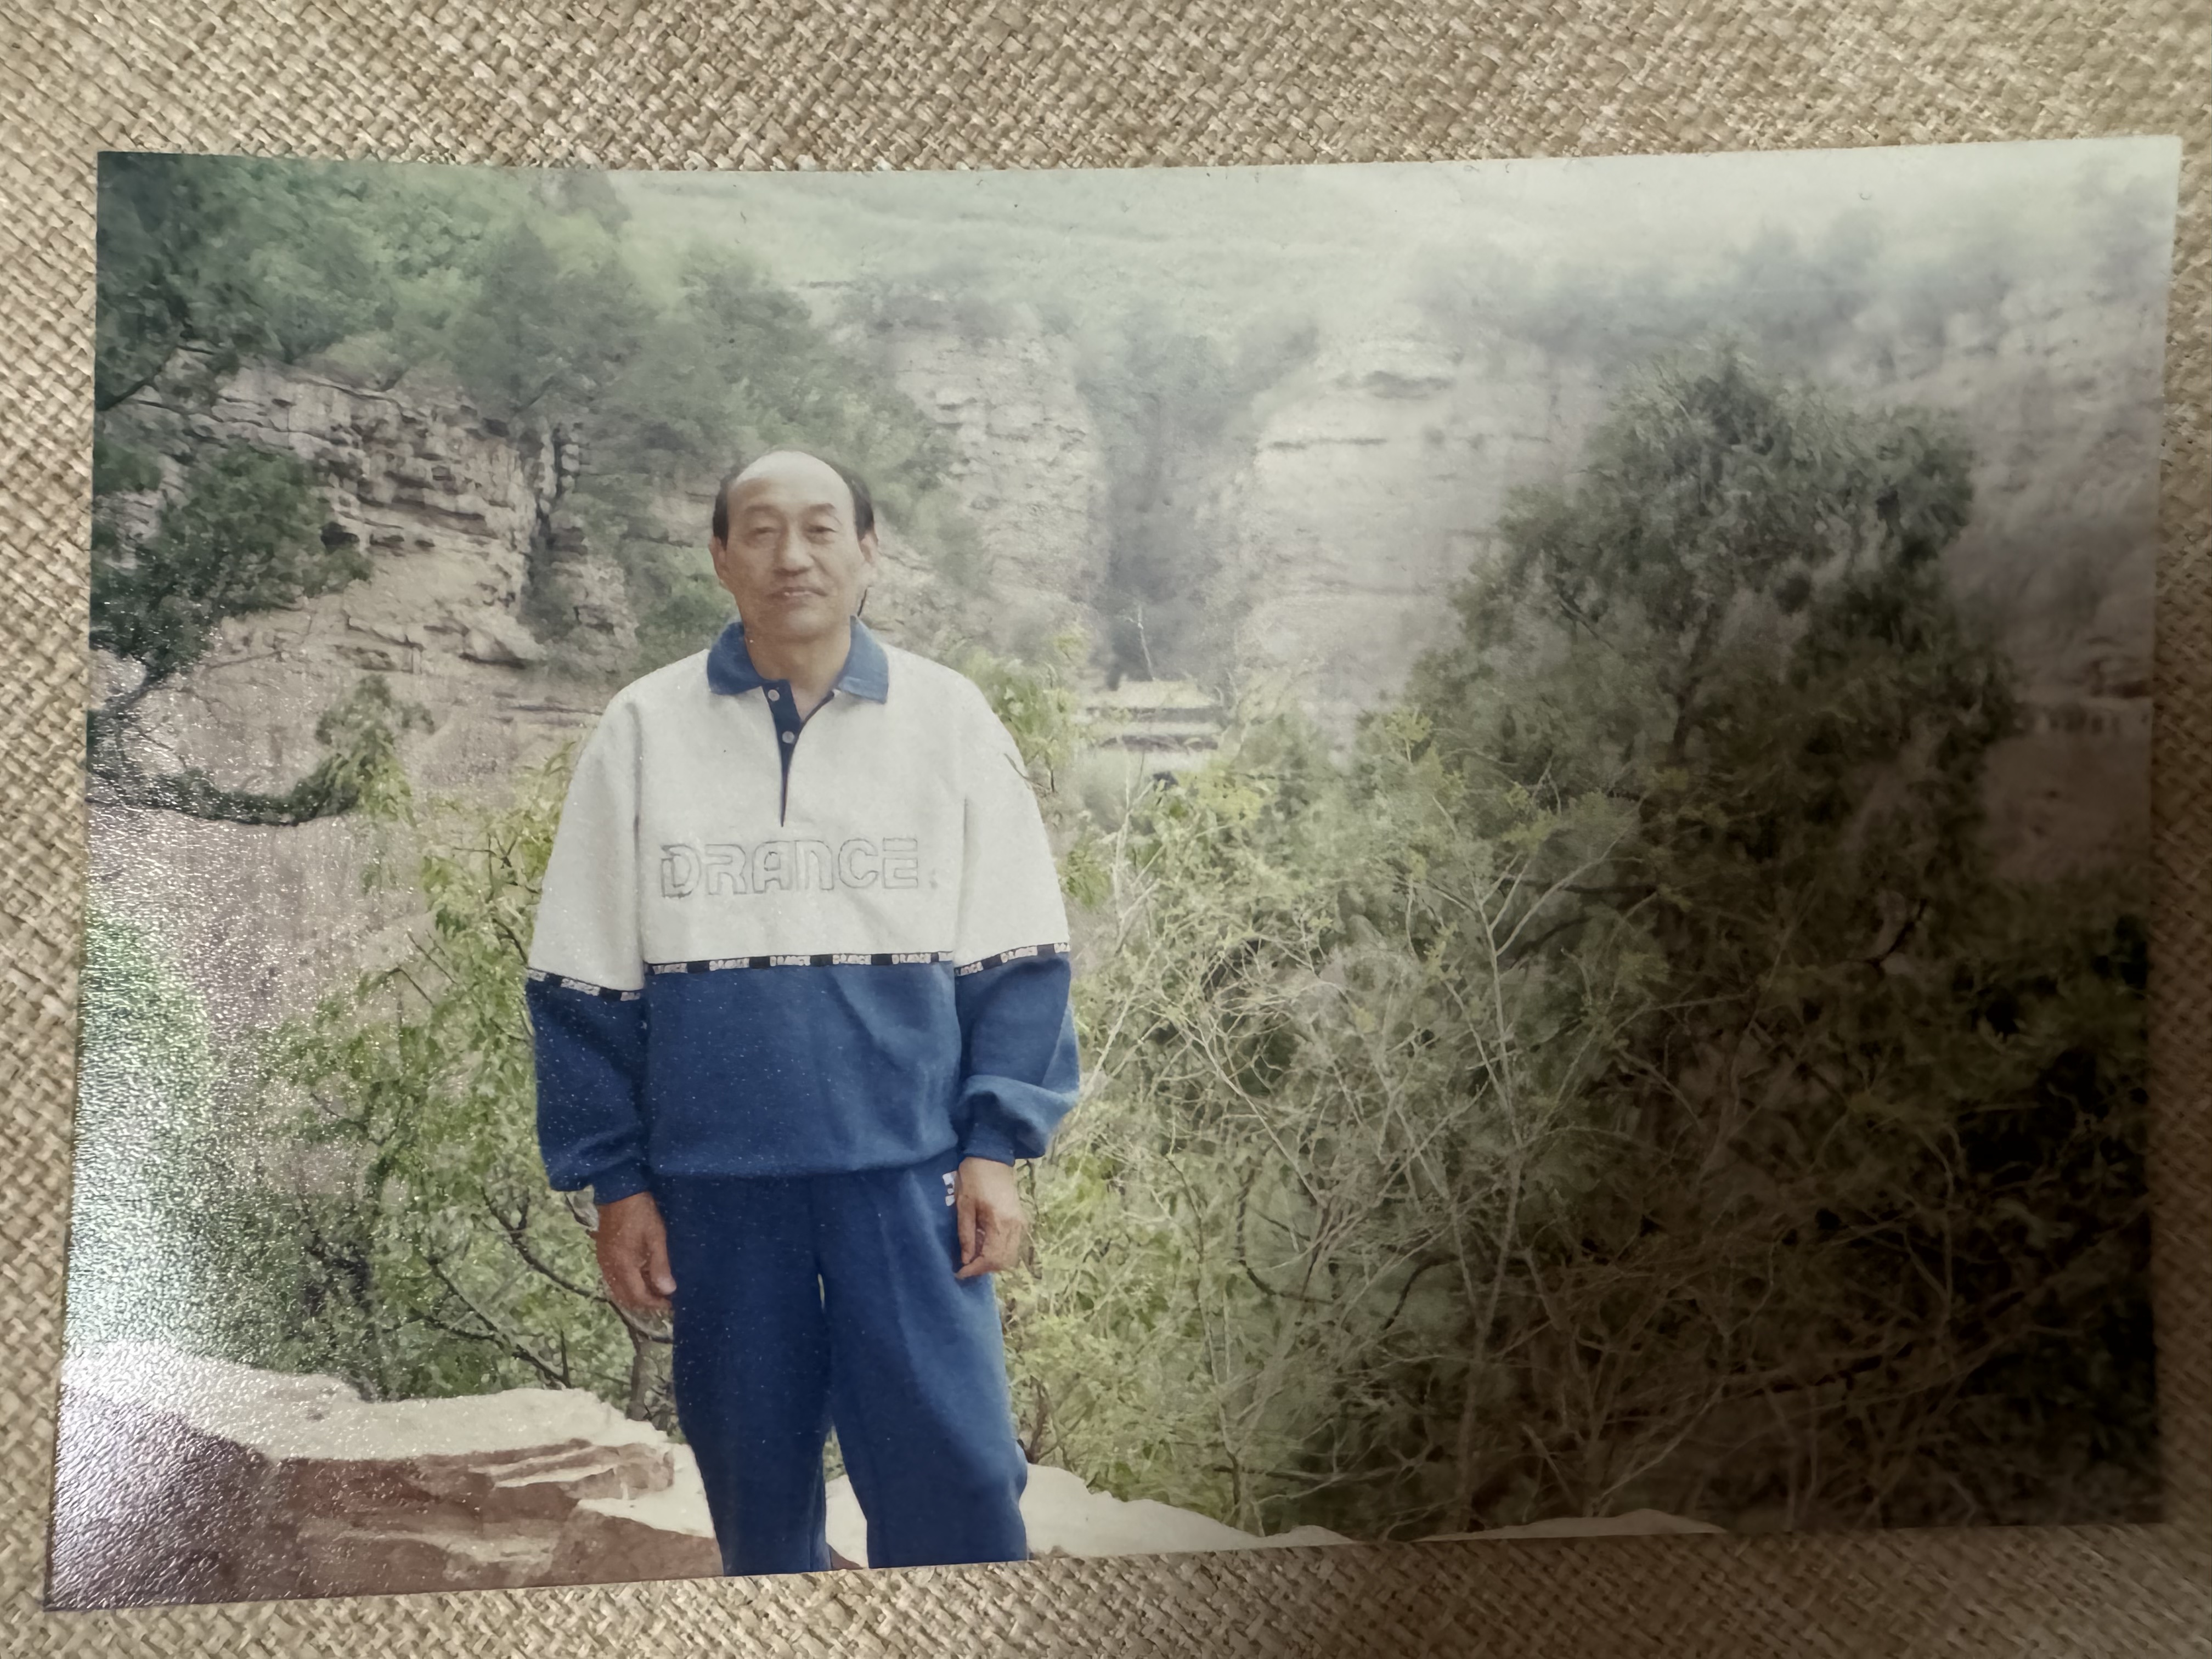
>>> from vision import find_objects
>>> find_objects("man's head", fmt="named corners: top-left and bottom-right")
top-left (708, 450), bottom-right (879, 651)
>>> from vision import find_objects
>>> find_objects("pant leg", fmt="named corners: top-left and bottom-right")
top-left (655, 1175), bottom-right (834, 1576)
top-left (812, 1147), bottom-right (1030, 1568)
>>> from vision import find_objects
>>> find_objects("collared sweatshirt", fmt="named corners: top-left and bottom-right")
top-left (526, 617), bottom-right (1080, 1204)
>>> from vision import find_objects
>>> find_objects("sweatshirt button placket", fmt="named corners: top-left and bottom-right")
top-left (768, 681), bottom-right (828, 823)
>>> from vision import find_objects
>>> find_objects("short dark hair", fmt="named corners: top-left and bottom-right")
top-left (711, 455), bottom-right (874, 543)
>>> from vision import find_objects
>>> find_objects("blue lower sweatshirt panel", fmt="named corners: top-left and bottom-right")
top-left (657, 1147), bottom-right (1030, 1575)
top-left (651, 960), bottom-right (964, 1177)
top-left (531, 953), bottom-right (1080, 1193)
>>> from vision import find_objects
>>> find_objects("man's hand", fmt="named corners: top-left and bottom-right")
top-left (595, 1190), bottom-right (678, 1312)
top-left (954, 1156), bottom-right (1028, 1280)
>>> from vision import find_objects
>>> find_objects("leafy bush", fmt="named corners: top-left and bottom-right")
top-left (258, 753), bottom-right (676, 1419)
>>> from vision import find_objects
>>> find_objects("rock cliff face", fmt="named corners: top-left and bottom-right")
top-left (828, 294), bottom-right (1114, 655)
top-left (94, 363), bottom-right (615, 1026)
top-left (1211, 315), bottom-right (1611, 735)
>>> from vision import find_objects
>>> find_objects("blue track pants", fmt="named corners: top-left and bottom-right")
top-left (655, 1146), bottom-right (1030, 1575)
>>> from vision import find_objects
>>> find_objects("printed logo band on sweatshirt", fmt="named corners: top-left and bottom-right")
top-left (527, 618), bottom-right (1081, 1201)
top-left (527, 969), bottom-right (645, 1002)
top-left (647, 950), bottom-right (955, 973)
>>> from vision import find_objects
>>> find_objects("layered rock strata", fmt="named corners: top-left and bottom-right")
top-left (50, 1343), bottom-right (719, 1608)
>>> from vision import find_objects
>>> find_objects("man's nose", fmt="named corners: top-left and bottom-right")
top-left (770, 528), bottom-right (811, 568)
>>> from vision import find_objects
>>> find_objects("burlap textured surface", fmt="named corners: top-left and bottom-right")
top-left (3, 3), bottom-right (2206, 1654)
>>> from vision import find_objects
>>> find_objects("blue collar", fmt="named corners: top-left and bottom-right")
top-left (706, 616), bottom-right (890, 702)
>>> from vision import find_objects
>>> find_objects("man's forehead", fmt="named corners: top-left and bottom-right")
top-left (731, 453), bottom-right (850, 515)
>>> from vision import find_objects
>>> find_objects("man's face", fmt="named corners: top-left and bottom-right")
top-left (709, 451), bottom-right (879, 649)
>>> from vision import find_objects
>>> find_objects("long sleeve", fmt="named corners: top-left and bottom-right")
top-left (950, 690), bottom-right (1080, 1164)
top-left (527, 701), bottom-right (651, 1204)
top-left (955, 953), bottom-right (1080, 1164)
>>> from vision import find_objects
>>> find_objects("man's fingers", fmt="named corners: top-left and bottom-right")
top-left (604, 1254), bottom-right (654, 1309)
top-left (953, 1200), bottom-right (1026, 1279)
top-left (983, 1212), bottom-right (1026, 1273)
top-left (954, 1197), bottom-right (988, 1279)
top-left (597, 1214), bottom-right (674, 1313)
top-left (615, 1256), bottom-right (668, 1312)
top-left (645, 1225), bottom-right (678, 1299)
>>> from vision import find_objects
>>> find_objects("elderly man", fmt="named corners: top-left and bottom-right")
top-left (526, 448), bottom-right (1079, 1575)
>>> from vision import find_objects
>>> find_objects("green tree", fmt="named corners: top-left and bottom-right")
top-left (262, 753), bottom-right (673, 1418)
top-left (446, 222), bottom-right (650, 422)
top-left (1005, 708), bottom-right (1649, 1534)
top-left (1399, 343), bottom-right (2152, 1529)
top-left (94, 153), bottom-right (390, 413)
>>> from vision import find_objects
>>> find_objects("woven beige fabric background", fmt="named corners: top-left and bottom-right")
top-left (2, 2), bottom-right (2205, 1653)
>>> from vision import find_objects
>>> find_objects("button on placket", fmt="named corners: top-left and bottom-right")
top-left (766, 679), bottom-right (832, 825)
top-left (768, 680), bottom-right (800, 823)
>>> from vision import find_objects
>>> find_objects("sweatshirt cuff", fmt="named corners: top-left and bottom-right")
top-left (589, 1163), bottom-right (653, 1206)
top-left (957, 1071), bottom-right (1074, 1165)
top-left (956, 1133), bottom-right (1023, 1167)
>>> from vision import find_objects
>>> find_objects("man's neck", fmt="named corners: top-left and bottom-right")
top-left (744, 619), bottom-right (851, 718)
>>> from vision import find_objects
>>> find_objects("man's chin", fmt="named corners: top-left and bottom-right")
top-left (746, 605), bottom-right (847, 646)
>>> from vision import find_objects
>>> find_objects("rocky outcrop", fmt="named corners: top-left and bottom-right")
top-left (830, 293), bottom-right (1113, 656)
top-left (111, 360), bottom-right (619, 794)
top-left (1212, 315), bottom-right (1610, 738)
top-left (93, 363), bottom-right (614, 1025)
top-left (49, 1342), bottom-right (719, 1609)
top-left (52, 1342), bottom-right (1730, 1606)
top-left (52, 1343), bottom-right (1364, 1607)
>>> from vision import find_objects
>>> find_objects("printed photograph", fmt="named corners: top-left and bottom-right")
top-left (52, 136), bottom-right (2181, 1607)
